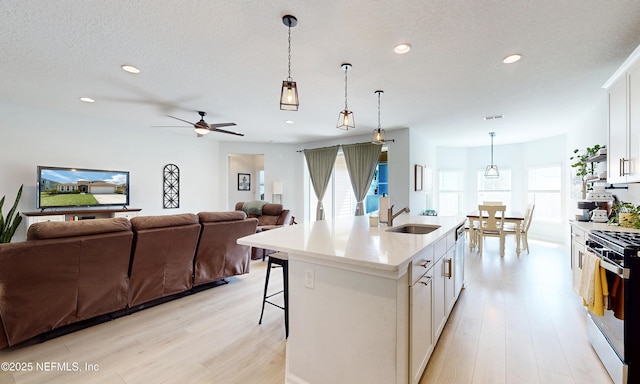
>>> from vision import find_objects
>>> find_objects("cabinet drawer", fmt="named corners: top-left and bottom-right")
top-left (410, 246), bottom-right (434, 286)
top-left (571, 225), bottom-right (586, 243)
top-left (113, 211), bottom-right (138, 220)
top-left (28, 215), bottom-right (65, 225)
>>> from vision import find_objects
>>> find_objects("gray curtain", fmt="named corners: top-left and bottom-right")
top-left (342, 143), bottom-right (382, 216)
top-left (304, 146), bottom-right (339, 220)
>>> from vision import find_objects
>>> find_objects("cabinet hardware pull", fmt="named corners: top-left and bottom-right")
top-left (419, 260), bottom-right (431, 268)
top-left (578, 250), bottom-right (583, 269)
top-left (621, 158), bottom-right (630, 176)
top-left (445, 258), bottom-right (453, 279)
top-left (419, 276), bottom-right (432, 285)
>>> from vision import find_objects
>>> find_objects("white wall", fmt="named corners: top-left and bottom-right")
top-left (0, 102), bottom-right (222, 241)
top-left (228, 154), bottom-right (263, 205)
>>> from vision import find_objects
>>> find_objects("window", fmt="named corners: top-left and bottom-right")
top-left (528, 165), bottom-right (561, 221)
top-left (477, 169), bottom-right (512, 207)
top-left (308, 152), bottom-right (355, 220)
top-left (307, 149), bottom-right (387, 220)
top-left (438, 170), bottom-right (464, 216)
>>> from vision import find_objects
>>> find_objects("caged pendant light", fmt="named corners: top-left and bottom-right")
top-left (371, 90), bottom-right (386, 144)
top-left (279, 15), bottom-right (299, 111)
top-left (484, 131), bottom-right (500, 178)
top-left (336, 63), bottom-right (355, 130)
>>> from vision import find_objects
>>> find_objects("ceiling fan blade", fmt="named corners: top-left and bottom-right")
top-left (211, 127), bottom-right (245, 136)
top-left (152, 125), bottom-right (193, 128)
top-left (167, 115), bottom-right (196, 126)
top-left (208, 122), bottom-right (236, 128)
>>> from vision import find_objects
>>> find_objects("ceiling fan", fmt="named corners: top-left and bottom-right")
top-left (160, 111), bottom-right (244, 137)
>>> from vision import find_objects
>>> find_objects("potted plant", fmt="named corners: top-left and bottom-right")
top-left (1, 185), bottom-right (23, 243)
top-left (611, 201), bottom-right (640, 228)
top-left (570, 144), bottom-right (605, 198)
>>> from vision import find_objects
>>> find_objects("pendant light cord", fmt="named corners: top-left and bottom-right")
top-left (377, 92), bottom-right (381, 129)
top-left (490, 132), bottom-right (495, 165)
top-left (287, 24), bottom-right (292, 81)
top-left (344, 66), bottom-right (349, 110)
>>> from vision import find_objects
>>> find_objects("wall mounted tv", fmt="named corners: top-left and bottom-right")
top-left (37, 166), bottom-right (130, 209)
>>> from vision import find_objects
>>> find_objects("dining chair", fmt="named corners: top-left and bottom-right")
top-left (482, 201), bottom-right (503, 205)
top-left (477, 204), bottom-right (507, 256)
top-left (504, 204), bottom-right (535, 253)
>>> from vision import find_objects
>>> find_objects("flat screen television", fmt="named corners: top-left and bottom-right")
top-left (37, 166), bottom-right (130, 209)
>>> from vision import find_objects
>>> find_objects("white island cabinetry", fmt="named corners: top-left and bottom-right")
top-left (238, 215), bottom-right (465, 384)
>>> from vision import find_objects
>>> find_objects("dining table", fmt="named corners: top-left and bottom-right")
top-left (466, 210), bottom-right (525, 255)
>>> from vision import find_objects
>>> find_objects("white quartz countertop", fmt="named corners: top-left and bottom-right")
top-left (237, 214), bottom-right (466, 274)
top-left (570, 220), bottom-right (640, 233)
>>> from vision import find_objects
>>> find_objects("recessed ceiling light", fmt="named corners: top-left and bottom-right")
top-left (80, 97), bottom-right (95, 103)
top-left (502, 54), bottom-right (522, 64)
top-left (394, 43), bottom-right (412, 55)
top-left (285, 120), bottom-right (295, 124)
top-left (121, 65), bottom-right (140, 74)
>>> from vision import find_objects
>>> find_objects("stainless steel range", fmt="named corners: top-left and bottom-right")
top-left (586, 230), bottom-right (640, 384)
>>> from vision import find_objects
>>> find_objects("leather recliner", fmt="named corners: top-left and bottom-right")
top-left (235, 202), bottom-right (292, 260)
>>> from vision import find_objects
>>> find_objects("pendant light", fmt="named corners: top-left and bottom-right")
top-left (485, 131), bottom-right (500, 178)
top-left (372, 90), bottom-right (386, 144)
top-left (279, 15), bottom-right (299, 111)
top-left (337, 63), bottom-right (355, 130)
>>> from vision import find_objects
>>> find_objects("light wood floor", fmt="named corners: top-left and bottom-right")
top-left (0, 238), bottom-right (613, 384)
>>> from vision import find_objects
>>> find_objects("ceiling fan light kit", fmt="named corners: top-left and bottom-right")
top-left (337, 63), bottom-right (355, 130)
top-left (164, 111), bottom-right (244, 137)
top-left (279, 15), bottom-right (299, 111)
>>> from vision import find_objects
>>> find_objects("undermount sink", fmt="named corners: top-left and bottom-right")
top-left (385, 224), bottom-right (441, 234)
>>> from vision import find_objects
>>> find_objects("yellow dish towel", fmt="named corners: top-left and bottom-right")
top-left (579, 251), bottom-right (609, 316)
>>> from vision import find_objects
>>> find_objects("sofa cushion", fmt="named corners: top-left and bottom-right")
top-left (262, 203), bottom-right (284, 216)
top-left (242, 200), bottom-right (268, 215)
top-left (130, 213), bottom-right (198, 230)
top-left (27, 217), bottom-right (131, 240)
top-left (198, 211), bottom-right (247, 223)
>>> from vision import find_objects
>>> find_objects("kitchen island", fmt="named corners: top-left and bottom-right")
top-left (238, 214), bottom-right (466, 384)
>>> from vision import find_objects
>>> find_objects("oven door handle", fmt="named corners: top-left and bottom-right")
top-left (600, 256), bottom-right (630, 279)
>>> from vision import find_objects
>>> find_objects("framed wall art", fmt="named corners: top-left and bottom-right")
top-left (238, 173), bottom-right (251, 191)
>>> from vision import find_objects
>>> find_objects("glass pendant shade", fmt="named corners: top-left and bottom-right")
top-left (280, 80), bottom-right (299, 111)
top-left (484, 164), bottom-right (499, 178)
top-left (279, 15), bottom-right (299, 111)
top-left (337, 109), bottom-right (355, 130)
top-left (372, 128), bottom-right (386, 144)
top-left (484, 131), bottom-right (499, 178)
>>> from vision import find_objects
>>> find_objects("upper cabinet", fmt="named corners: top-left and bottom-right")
top-left (605, 45), bottom-right (640, 183)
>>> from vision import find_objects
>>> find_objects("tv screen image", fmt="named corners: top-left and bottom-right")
top-left (37, 166), bottom-right (130, 209)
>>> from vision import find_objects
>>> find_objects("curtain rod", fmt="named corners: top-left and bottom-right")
top-left (295, 140), bottom-right (394, 153)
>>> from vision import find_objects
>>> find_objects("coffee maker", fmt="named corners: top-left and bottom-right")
top-left (576, 201), bottom-right (597, 222)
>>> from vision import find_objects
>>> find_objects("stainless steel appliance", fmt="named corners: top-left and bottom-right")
top-left (586, 230), bottom-right (640, 384)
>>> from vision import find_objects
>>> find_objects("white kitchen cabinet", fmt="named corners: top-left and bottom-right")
top-left (432, 232), bottom-right (456, 341)
top-left (570, 224), bottom-right (587, 294)
top-left (606, 49), bottom-right (640, 183)
top-left (409, 267), bottom-right (433, 384)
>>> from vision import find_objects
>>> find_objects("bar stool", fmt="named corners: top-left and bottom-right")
top-left (258, 252), bottom-right (289, 337)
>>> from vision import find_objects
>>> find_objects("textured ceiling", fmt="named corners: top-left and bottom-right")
top-left (2, 1), bottom-right (640, 146)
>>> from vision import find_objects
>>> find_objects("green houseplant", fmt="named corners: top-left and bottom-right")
top-left (1, 184), bottom-right (24, 243)
top-left (570, 144), bottom-right (605, 198)
top-left (611, 201), bottom-right (640, 228)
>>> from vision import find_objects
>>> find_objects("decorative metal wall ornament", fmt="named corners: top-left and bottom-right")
top-left (163, 164), bottom-right (180, 209)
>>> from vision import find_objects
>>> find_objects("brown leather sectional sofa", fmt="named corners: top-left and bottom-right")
top-left (0, 211), bottom-right (257, 349)
top-left (235, 202), bottom-right (292, 260)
